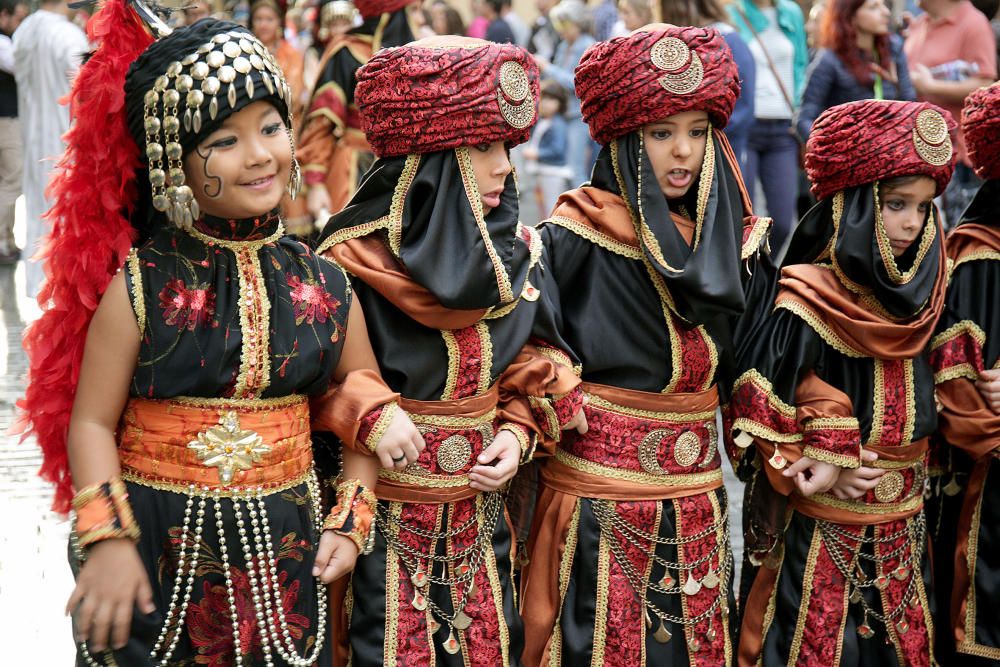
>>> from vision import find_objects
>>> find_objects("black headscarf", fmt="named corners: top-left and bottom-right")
top-left (589, 128), bottom-right (747, 327)
top-left (318, 149), bottom-right (533, 310)
top-left (781, 182), bottom-right (942, 319)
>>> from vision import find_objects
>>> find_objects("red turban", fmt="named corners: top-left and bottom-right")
top-left (963, 82), bottom-right (1000, 180)
top-left (356, 36), bottom-right (539, 158)
top-left (805, 100), bottom-right (957, 201)
top-left (353, 0), bottom-right (412, 19)
top-left (575, 24), bottom-right (740, 146)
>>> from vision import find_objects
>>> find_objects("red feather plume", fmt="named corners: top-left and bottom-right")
top-left (15, 0), bottom-right (153, 513)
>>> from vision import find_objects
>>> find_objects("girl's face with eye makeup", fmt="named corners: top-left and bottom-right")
top-left (183, 100), bottom-right (291, 220)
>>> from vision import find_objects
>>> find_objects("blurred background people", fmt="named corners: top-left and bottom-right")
top-left (660, 0), bottom-right (757, 173)
top-left (729, 0), bottom-right (809, 251)
top-left (536, 0), bottom-right (596, 187)
top-left (13, 0), bottom-right (88, 297)
top-left (797, 0), bottom-right (915, 140)
top-left (529, 0), bottom-right (561, 59)
top-left (0, 0), bottom-right (27, 265)
top-left (612, 0), bottom-right (653, 36)
top-left (523, 80), bottom-right (573, 215)
top-left (906, 0), bottom-right (997, 225)
top-left (429, 0), bottom-right (466, 35)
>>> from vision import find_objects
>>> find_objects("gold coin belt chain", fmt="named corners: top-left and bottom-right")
top-left (376, 491), bottom-right (503, 654)
top-left (590, 499), bottom-right (732, 649)
top-left (817, 512), bottom-right (926, 639)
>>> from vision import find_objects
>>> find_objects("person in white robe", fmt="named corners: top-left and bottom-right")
top-left (13, 0), bottom-right (87, 297)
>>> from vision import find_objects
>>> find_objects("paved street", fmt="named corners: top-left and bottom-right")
top-left (0, 257), bottom-right (76, 664)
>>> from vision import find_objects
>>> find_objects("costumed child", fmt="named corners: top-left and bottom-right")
top-left (520, 24), bottom-right (772, 666)
top-left (316, 36), bottom-right (585, 666)
top-left (18, 6), bottom-right (419, 665)
top-left (731, 98), bottom-right (955, 666)
top-left (927, 81), bottom-right (1000, 663)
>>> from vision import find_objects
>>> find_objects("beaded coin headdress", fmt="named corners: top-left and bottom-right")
top-left (141, 27), bottom-right (298, 228)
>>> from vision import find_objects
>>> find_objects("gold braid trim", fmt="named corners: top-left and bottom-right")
top-left (553, 449), bottom-right (724, 487)
top-left (774, 300), bottom-right (865, 358)
top-left (584, 392), bottom-right (717, 422)
top-left (121, 468), bottom-right (313, 497)
top-left (742, 216), bottom-right (773, 260)
top-left (693, 125), bottom-right (715, 250)
top-left (455, 146), bottom-right (514, 303)
top-left (873, 182), bottom-right (938, 286)
top-left (544, 216), bottom-right (644, 259)
top-left (732, 369), bottom-right (798, 418)
top-left (441, 329), bottom-right (461, 400)
top-left (803, 489), bottom-right (923, 515)
top-left (930, 319), bottom-right (987, 352)
top-left (529, 395), bottom-right (560, 439)
top-left (408, 408), bottom-right (497, 429)
top-left (126, 248), bottom-right (146, 339)
top-left (801, 445), bottom-right (861, 469)
top-left (953, 248), bottom-right (1000, 271)
top-left (377, 467), bottom-right (471, 488)
top-left (957, 477), bottom-right (1000, 659)
top-left (476, 321), bottom-right (494, 395)
top-left (167, 394), bottom-right (307, 409)
top-left (731, 417), bottom-right (804, 444)
top-left (787, 528), bottom-right (823, 664)
top-left (935, 364), bottom-right (980, 384)
top-left (364, 401), bottom-right (398, 453)
top-left (548, 501), bottom-right (581, 666)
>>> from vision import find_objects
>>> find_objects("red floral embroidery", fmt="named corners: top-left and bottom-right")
top-left (187, 564), bottom-right (310, 666)
top-left (449, 326), bottom-right (486, 399)
top-left (158, 279), bottom-right (217, 331)
top-left (929, 328), bottom-right (985, 377)
top-left (286, 274), bottom-right (341, 326)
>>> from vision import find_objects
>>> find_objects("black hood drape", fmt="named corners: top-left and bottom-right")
top-left (589, 128), bottom-right (746, 327)
top-left (318, 148), bottom-right (533, 310)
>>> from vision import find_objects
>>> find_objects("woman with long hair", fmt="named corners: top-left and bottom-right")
top-left (796, 0), bottom-right (916, 140)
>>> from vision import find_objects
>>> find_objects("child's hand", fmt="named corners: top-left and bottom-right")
top-left (469, 430), bottom-right (521, 491)
top-left (976, 368), bottom-right (1000, 413)
top-left (374, 408), bottom-right (425, 470)
top-left (782, 456), bottom-right (840, 496)
top-left (66, 539), bottom-right (155, 653)
top-left (830, 449), bottom-right (885, 499)
top-left (313, 532), bottom-right (360, 584)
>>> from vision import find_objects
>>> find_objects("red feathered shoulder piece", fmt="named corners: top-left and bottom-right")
top-left (16, 0), bottom-right (152, 513)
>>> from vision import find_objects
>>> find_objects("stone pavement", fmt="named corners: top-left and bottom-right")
top-left (0, 262), bottom-right (76, 663)
top-left (0, 254), bottom-right (746, 665)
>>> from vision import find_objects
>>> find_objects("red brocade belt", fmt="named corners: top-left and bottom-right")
top-left (541, 382), bottom-right (724, 501)
top-left (118, 395), bottom-right (314, 495)
top-left (790, 439), bottom-right (929, 525)
top-left (375, 388), bottom-right (500, 504)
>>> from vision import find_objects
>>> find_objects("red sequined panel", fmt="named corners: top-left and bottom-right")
top-left (561, 403), bottom-right (719, 474)
top-left (552, 386), bottom-right (584, 429)
top-left (929, 328), bottom-right (985, 377)
top-left (802, 422), bottom-right (862, 460)
top-left (875, 360), bottom-right (907, 448)
top-left (602, 500), bottom-right (658, 667)
top-left (675, 494), bottom-right (729, 666)
top-left (392, 502), bottom-right (438, 663)
top-left (286, 274), bottom-right (342, 327)
top-left (447, 326), bottom-right (487, 400)
top-left (670, 315), bottom-right (716, 393)
top-left (796, 526), bottom-right (856, 665)
top-left (447, 498), bottom-right (505, 665)
top-left (875, 518), bottom-right (932, 666)
top-left (357, 404), bottom-right (385, 449)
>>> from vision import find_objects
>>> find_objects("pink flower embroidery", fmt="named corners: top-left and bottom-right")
top-left (286, 274), bottom-right (341, 326)
top-left (158, 279), bottom-right (217, 331)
